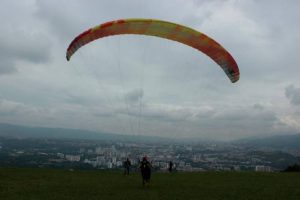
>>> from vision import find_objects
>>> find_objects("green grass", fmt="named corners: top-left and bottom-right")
top-left (0, 168), bottom-right (300, 200)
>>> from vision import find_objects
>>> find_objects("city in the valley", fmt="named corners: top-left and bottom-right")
top-left (1, 137), bottom-right (299, 172)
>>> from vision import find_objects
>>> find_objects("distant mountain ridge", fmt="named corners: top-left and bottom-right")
top-left (0, 123), bottom-right (171, 143)
top-left (1, 123), bottom-right (300, 149)
top-left (236, 133), bottom-right (300, 150)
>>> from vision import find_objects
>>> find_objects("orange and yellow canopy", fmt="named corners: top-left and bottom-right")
top-left (66, 18), bottom-right (239, 83)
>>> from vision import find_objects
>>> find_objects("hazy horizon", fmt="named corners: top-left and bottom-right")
top-left (1, 0), bottom-right (300, 141)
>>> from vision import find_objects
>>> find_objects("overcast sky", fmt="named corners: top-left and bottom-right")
top-left (0, 0), bottom-right (300, 141)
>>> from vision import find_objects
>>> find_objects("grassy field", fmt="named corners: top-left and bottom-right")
top-left (0, 168), bottom-right (299, 200)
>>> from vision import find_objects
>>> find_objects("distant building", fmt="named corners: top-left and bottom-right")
top-left (255, 165), bottom-right (272, 172)
top-left (57, 153), bottom-right (64, 159)
top-left (79, 148), bottom-right (85, 153)
top-left (179, 161), bottom-right (185, 167)
top-left (96, 156), bottom-right (105, 163)
top-left (87, 149), bottom-right (94, 154)
top-left (107, 162), bottom-right (113, 169)
top-left (95, 147), bottom-right (103, 154)
top-left (116, 161), bottom-right (123, 167)
top-left (111, 145), bottom-right (116, 152)
top-left (186, 146), bottom-right (193, 151)
top-left (65, 155), bottom-right (80, 162)
top-left (232, 166), bottom-right (241, 171)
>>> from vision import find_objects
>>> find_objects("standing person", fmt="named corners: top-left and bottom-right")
top-left (168, 161), bottom-right (173, 173)
top-left (123, 158), bottom-right (131, 175)
top-left (140, 156), bottom-right (152, 187)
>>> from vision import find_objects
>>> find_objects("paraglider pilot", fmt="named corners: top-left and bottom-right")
top-left (140, 156), bottom-right (152, 187)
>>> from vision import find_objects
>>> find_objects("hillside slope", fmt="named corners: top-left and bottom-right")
top-left (0, 168), bottom-right (299, 200)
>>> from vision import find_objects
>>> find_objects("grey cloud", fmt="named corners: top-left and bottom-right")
top-left (0, 32), bottom-right (51, 63)
top-left (117, 103), bottom-right (215, 123)
top-left (215, 109), bottom-right (277, 126)
top-left (0, 98), bottom-right (41, 117)
top-left (124, 88), bottom-right (144, 104)
top-left (116, 103), bottom-right (281, 140)
top-left (35, 1), bottom-right (86, 41)
top-left (1, 0), bottom-right (300, 140)
top-left (34, 0), bottom-right (164, 41)
top-left (285, 85), bottom-right (300, 105)
top-left (0, 99), bottom-right (23, 116)
top-left (137, 105), bottom-right (193, 122)
top-left (0, 60), bottom-right (17, 75)
top-left (0, 1), bottom-right (52, 75)
top-left (253, 103), bottom-right (264, 110)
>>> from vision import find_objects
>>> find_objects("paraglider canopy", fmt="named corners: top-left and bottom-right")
top-left (66, 18), bottom-right (239, 83)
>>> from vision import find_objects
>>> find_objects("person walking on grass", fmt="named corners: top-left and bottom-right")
top-left (140, 156), bottom-right (152, 187)
top-left (123, 158), bottom-right (131, 175)
top-left (168, 161), bottom-right (174, 173)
